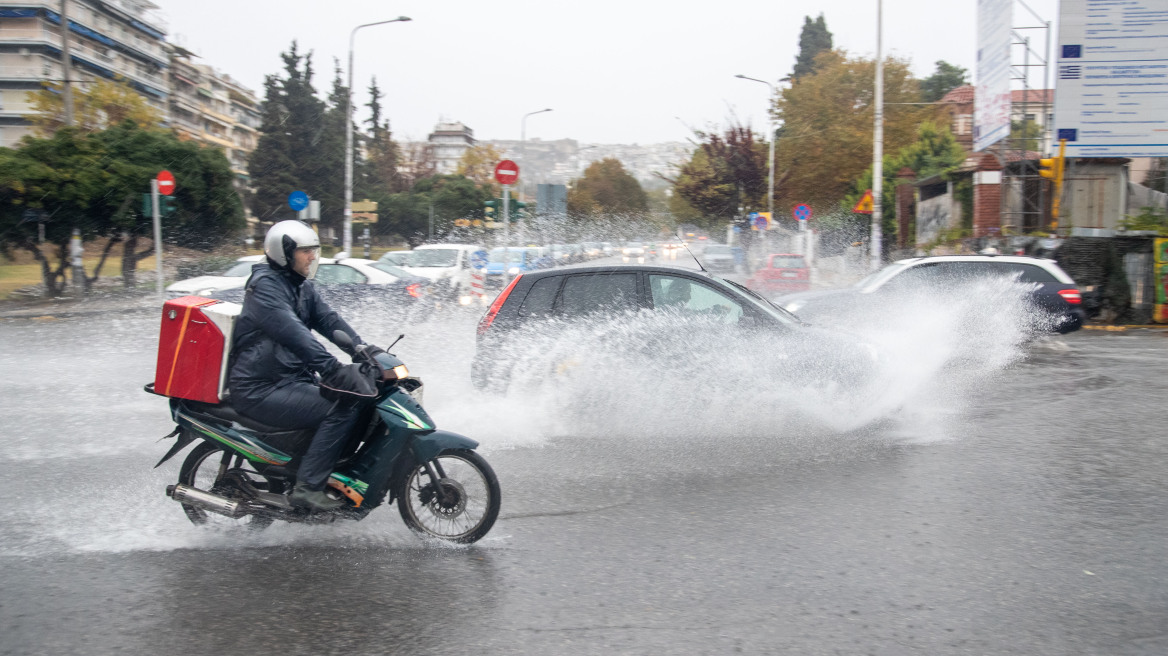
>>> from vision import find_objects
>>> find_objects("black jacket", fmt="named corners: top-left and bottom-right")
top-left (228, 262), bottom-right (360, 410)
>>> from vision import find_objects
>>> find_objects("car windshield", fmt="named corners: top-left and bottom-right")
top-left (720, 277), bottom-right (802, 325)
top-left (370, 262), bottom-right (409, 278)
top-left (410, 249), bottom-right (458, 267)
top-left (379, 251), bottom-right (411, 265)
top-left (222, 261), bottom-right (257, 277)
top-left (854, 262), bottom-right (910, 292)
top-left (489, 248), bottom-right (525, 263)
top-left (769, 256), bottom-right (805, 268)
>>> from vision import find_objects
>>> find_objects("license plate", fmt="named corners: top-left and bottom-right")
top-left (781, 271), bottom-right (798, 278)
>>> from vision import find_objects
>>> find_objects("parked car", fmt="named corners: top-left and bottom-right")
top-left (777, 255), bottom-right (1084, 334)
top-left (165, 255), bottom-right (263, 298)
top-left (400, 243), bottom-right (486, 304)
top-left (211, 257), bottom-right (434, 319)
top-left (484, 247), bottom-right (543, 289)
top-left (471, 264), bottom-right (878, 391)
top-left (746, 254), bottom-right (811, 296)
top-left (378, 250), bottom-right (412, 266)
top-left (699, 243), bottom-right (737, 273)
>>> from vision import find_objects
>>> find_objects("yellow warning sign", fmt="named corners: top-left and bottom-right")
top-left (853, 189), bottom-right (873, 214)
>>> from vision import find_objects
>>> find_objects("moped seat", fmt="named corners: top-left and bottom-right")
top-left (183, 400), bottom-right (294, 435)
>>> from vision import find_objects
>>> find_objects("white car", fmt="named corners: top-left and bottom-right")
top-left (622, 242), bottom-right (645, 264)
top-left (401, 243), bottom-right (487, 305)
top-left (166, 255), bottom-right (263, 298)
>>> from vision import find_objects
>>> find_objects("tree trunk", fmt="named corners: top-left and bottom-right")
top-left (120, 233), bottom-right (157, 290)
top-left (85, 235), bottom-right (122, 291)
top-left (20, 238), bottom-right (68, 298)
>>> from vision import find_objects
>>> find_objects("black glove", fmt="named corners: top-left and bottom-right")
top-left (319, 362), bottom-right (378, 403)
top-left (355, 343), bottom-right (387, 376)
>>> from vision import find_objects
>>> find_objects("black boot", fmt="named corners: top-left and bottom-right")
top-left (290, 482), bottom-right (344, 511)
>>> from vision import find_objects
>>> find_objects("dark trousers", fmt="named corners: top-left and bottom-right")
top-left (236, 381), bottom-right (365, 490)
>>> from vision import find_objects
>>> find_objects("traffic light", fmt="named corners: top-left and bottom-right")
top-left (511, 200), bottom-right (527, 221)
top-left (1038, 156), bottom-right (1061, 181)
top-left (141, 194), bottom-right (179, 218)
top-left (484, 199), bottom-right (499, 221)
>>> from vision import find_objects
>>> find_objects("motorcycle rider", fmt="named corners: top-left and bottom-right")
top-left (228, 220), bottom-right (378, 511)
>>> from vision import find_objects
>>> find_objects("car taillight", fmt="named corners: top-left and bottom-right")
top-left (1058, 289), bottom-right (1081, 304)
top-left (406, 283), bottom-right (421, 298)
top-left (477, 275), bottom-right (522, 336)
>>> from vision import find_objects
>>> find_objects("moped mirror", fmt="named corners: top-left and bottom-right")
top-left (332, 330), bottom-right (356, 355)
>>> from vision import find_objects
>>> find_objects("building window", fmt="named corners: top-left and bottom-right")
top-left (955, 113), bottom-right (972, 135)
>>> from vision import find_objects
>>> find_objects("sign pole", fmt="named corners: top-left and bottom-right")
top-left (151, 178), bottom-right (163, 299)
top-left (503, 184), bottom-right (511, 280)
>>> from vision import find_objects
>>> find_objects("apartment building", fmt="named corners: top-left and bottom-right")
top-left (428, 121), bottom-right (475, 174)
top-left (166, 43), bottom-right (259, 185)
top-left (0, 0), bottom-right (168, 147)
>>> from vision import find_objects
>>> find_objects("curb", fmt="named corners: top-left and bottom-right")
top-left (1082, 324), bottom-right (1168, 332)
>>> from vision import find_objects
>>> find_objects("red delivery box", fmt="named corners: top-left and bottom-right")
top-left (154, 296), bottom-right (242, 404)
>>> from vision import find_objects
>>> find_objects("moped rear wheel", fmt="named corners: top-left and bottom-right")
top-left (178, 440), bottom-right (273, 530)
top-left (396, 449), bottom-right (500, 544)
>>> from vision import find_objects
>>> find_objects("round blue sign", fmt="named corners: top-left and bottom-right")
top-left (469, 250), bottom-right (489, 270)
top-left (288, 191), bottom-right (309, 212)
top-left (793, 204), bottom-right (812, 222)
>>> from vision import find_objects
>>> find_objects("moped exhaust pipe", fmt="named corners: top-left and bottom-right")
top-left (166, 484), bottom-right (245, 519)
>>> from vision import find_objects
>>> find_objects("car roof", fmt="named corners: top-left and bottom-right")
top-left (885, 254), bottom-right (1075, 284)
top-left (514, 263), bottom-right (717, 281)
top-left (414, 243), bottom-right (481, 250)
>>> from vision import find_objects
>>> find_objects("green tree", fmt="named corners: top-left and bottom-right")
top-left (790, 14), bottom-right (834, 80)
top-left (773, 49), bottom-right (931, 213)
top-left (360, 76), bottom-right (403, 195)
top-left (372, 175), bottom-right (493, 246)
top-left (248, 42), bottom-right (327, 222)
top-left (567, 158), bottom-right (649, 216)
top-left (0, 122), bottom-right (244, 295)
top-left (456, 143), bottom-right (505, 189)
top-left (920, 60), bottom-right (969, 103)
top-left (1010, 119), bottom-right (1044, 153)
top-left (842, 121), bottom-right (967, 247)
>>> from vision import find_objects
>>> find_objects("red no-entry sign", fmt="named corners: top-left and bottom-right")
top-left (156, 170), bottom-right (175, 196)
top-left (494, 160), bottom-right (519, 185)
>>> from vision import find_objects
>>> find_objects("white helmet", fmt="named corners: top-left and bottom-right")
top-left (264, 220), bottom-right (321, 278)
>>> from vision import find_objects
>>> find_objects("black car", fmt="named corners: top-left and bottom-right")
top-left (471, 264), bottom-right (878, 391)
top-left (777, 255), bottom-right (1085, 334)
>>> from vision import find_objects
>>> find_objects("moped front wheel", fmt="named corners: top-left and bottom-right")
top-left (396, 449), bottom-right (500, 544)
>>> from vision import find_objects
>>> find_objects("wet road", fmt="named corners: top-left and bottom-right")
top-left (1, 302), bottom-right (1166, 655)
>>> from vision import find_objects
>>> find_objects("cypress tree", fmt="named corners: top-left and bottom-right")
top-left (791, 14), bottom-right (833, 81)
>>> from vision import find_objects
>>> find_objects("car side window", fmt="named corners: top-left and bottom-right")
top-left (558, 273), bottom-right (639, 319)
top-left (315, 264), bottom-right (367, 286)
top-left (649, 274), bottom-right (744, 324)
top-left (518, 276), bottom-right (562, 318)
top-left (997, 263), bottom-right (1058, 283)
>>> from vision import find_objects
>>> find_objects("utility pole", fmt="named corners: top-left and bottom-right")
top-left (59, 0), bottom-right (74, 126)
top-left (870, 0), bottom-right (884, 272)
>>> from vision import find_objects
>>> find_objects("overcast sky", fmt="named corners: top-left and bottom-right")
top-left (154, 0), bottom-right (1061, 145)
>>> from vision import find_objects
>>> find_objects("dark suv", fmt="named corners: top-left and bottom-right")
top-left (471, 264), bottom-right (878, 390)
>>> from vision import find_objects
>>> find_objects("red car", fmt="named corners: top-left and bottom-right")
top-left (746, 253), bottom-right (810, 295)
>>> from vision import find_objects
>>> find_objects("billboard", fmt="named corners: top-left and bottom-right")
top-left (974, 0), bottom-right (1013, 152)
top-left (1054, 0), bottom-right (1168, 157)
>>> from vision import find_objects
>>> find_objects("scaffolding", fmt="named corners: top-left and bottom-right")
top-left (997, 0), bottom-right (1053, 235)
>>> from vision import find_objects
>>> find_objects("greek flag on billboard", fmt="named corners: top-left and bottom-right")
top-left (1053, 0), bottom-right (1168, 157)
top-left (974, 0), bottom-right (1012, 152)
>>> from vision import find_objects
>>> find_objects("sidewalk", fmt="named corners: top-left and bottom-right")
top-left (0, 292), bottom-right (161, 320)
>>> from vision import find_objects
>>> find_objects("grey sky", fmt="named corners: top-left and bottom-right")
top-left (155, 0), bottom-right (1061, 144)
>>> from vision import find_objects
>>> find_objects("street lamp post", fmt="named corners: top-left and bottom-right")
top-left (519, 108), bottom-right (551, 247)
top-left (344, 16), bottom-right (411, 256)
top-left (519, 108), bottom-right (552, 203)
top-left (734, 75), bottom-right (776, 222)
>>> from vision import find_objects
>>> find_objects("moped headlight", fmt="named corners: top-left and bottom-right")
top-left (392, 364), bottom-right (410, 379)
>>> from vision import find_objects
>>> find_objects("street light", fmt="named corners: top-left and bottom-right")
top-left (344, 16), bottom-right (411, 256)
top-left (519, 108), bottom-right (553, 203)
top-left (734, 74), bottom-right (776, 222)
